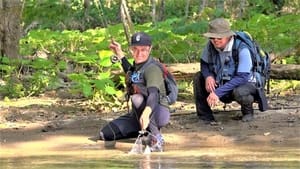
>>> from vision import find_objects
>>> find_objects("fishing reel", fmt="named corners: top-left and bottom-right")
top-left (139, 130), bottom-right (149, 136)
top-left (110, 55), bottom-right (120, 64)
top-left (139, 130), bottom-right (151, 146)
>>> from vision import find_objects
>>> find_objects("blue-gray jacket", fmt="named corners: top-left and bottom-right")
top-left (200, 37), bottom-right (255, 98)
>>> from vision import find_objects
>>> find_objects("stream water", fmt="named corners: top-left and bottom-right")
top-left (1, 144), bottom-right (299, 169)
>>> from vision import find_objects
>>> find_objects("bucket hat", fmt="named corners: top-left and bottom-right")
top-left (131, 32), bottom-right (152, 46)
top-left (203, 18), bottom-right (235, 38)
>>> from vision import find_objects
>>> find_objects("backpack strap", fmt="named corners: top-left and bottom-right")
top-left (232, 35), bottom-right (258, 73)
top-left (234, 32), bottom-right (261, 73)
top-left (140, 57), bottom-right (168, 79)
top-left (232, 37), bottom-right (241, 72)
top-left (129, 57), bottom-right (164, 92)
top-left (135, 57), bottom-right (156, 72)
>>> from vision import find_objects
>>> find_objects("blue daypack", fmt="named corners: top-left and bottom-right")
top-left (154, 60), bottom-right (178, 105)
top-left (233, 31), bottom-right (270, 111)
top-left (233, 31), bottom-right (271, 91)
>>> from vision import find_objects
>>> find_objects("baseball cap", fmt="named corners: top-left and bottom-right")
top-left (130, 32), bottom-right (152, 46)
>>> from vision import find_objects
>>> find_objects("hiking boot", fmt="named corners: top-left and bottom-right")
top-left (150, 134), bottom-right (164, 152)
top-left (198, 114), bottom-right (216, 124)
top-left (242, 113), bottom-right (254, 122)
top-left (241, 104), bottom-right (254, 122)
top-left (88, 131), bottom-right (105, 142)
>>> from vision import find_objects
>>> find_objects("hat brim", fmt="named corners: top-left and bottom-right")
top-left (130, 43), bottom-right (151, 46)
top-left (203, 31), bottom-right (235, 38)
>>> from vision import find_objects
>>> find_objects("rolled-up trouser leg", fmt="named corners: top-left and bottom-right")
top-left (193, 71), bottom-right (215, 121)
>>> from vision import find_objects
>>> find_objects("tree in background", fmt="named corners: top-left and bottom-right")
top-left (120, 0), bottom-right (134, 43)
top-left (0, 0), bottom-right (22, 58)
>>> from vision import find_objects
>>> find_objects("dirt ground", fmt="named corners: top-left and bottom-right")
top-left (0, 93), bottom-right (300, 161)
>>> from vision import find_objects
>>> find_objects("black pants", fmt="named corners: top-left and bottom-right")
top-left (100, 94), bottom-right (170, 141)
top-left (193, 71), bottom-right (257, 119)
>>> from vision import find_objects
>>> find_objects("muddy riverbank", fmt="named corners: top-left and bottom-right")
top-left (1, 96), bottom-right (300, 168)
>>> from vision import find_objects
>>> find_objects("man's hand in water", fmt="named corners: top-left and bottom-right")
top-left (140, 106), bottom-right (152, 130)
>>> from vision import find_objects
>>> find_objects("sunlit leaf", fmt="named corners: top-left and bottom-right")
top-left (82, 83), bottom-right (92, 97)
top-left (105, 85), bottom-right (117, 95)
top-left (94, 79), bottom-right (105, 89)
top-left (99, 57), bottom-right (112, 67)
top-left (99, 72), bottom-right (111, 79)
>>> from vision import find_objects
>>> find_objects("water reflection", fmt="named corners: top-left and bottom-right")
top-left (139, 155), bottom-right (153, 169)
top-left (1, 146), bottom-right (299, 169)
top-left (139, 155), bottom-right (165, 169)
top-left (1, 154), bottom-right (300, 169)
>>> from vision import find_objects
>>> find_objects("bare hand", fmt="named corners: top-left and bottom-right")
top-left (109, 39), bottom-right (124, 59)
top-left (207, 92), bottom-right (219, 107)
top-left (139, 107), bottom-right (152, 130)
top-left (205, 76), bottom-right (217, 93)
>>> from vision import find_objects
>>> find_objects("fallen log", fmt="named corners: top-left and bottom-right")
top-left (167, 63), bottom-right (300, 81)
top-left (270, 64), bottom-right (300, 80)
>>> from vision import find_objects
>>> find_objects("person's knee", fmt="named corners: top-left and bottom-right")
top-left (131, 94), bottom-right (145, 108)
top-left (193, 71), bottom-right (206, 99)
top-left (158, 114), bottom-right (170, 127)
top-left (153, 106), bottom-right (170, 128)
top-left (193, 71), bottom-right (203, 87)
top-left (233, 89), bottom-right (254, 104)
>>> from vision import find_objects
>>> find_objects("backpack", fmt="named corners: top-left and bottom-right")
top-left (233, 31), bottom-right (271, 111)
top-left (154, 60), bottom-right (178, 105)
top-left (233, 31), bottom-right (271, 92)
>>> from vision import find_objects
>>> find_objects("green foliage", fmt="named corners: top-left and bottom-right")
top-left (0, 57), bottom-right (58, 98)
top-left (171, 19), bottom-right (208, 35)
top-left (1, 0), bottom-right (297, 109)
top-left (245, 0), bottom-right (278, 17)
top-left (271, 79), bottom-right (300, 95)
top-left (0, 27), bottom-right (126, 109)
top-left (282, 55), bottom-right (300, 64)
top-left (15, 13), bottom-right (300, 103)
top-left (22, 0), bottom-right (120, 30)
top-left (232, 14), bottom-right (300, 55)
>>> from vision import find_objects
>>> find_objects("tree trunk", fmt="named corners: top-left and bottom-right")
top-left (198, 0), bottom-right (207, 14)
top-left (151, 0), bottom-right (156, 24)
top-left (216, 0), bottom-right (224, 13)
top-left (166, 63), bottom-right (300, 81)
top-left (185, 0), bottom-right (190, 18)
top-left (96, 0), bottom-right (108, 28)
top-left (0, 0), bottom-right (22, 58)
top-left (158, 0), bottom-right (165, 21)
top-left (120, 0), bottom-right (134, 44)
top-left (237, 0), bottom-right (246, 18)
